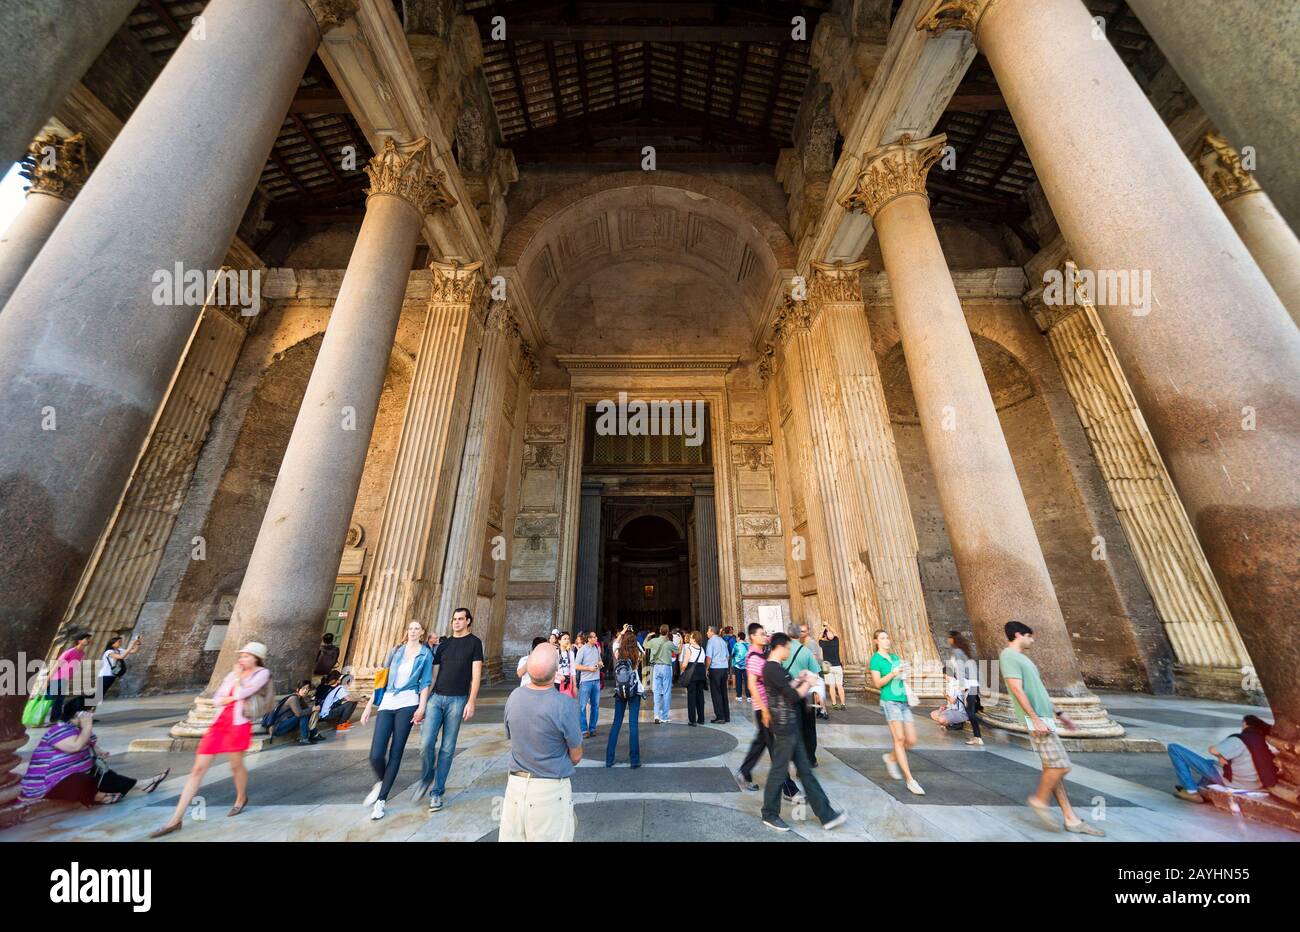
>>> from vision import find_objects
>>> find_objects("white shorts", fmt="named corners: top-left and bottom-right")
top-left (500, 773), bottom-right (575, 842)
top-left (824, 665), bottom-right (844, 686)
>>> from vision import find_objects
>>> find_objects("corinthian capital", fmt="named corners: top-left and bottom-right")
top-left (519, 341), bottom-right (540, 384)
top-left (810, 259), bottom-right (871, 305)
top-left (1197, 133), bottom-right (1261, 204)
top-left (22, 132), bottom-right (90, 201)
top-left (772, 294), bottom-right (813, 345)
top-left (429, 259), bottom-right (486, 306)
top-left (365, 136), bottom-right (457, 215)
top-left (915, 0), bottom-right (1000, 39)
top-left (303, 0), bottom-right (359, 33)
top-left (839, 133), bottom-right (946, 218)
top-left (486, 299), bottom-right (523, 342)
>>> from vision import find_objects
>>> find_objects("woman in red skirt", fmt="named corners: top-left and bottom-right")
top-left (150, 642), bottom-right (272, 838)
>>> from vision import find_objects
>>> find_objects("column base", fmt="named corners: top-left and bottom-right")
top-left (1174, 664), bottom-right (1267, 705)
top-left (980, 692), bottom-right (1126, 738)
top-left (169, 695), bottom-right (219, 739)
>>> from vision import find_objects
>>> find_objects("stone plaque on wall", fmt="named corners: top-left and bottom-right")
top-left (521, 468), bottom-right (558, 510)
top-left (511, 536), bottom-right (559, 582)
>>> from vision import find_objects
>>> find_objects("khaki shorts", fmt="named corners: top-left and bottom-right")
top-left (1028, 729), bottom-right (1071, 770)
top-left (500, 773), bottom-right (575, 842)
top-left (823, 665), bottom-right (844, 686)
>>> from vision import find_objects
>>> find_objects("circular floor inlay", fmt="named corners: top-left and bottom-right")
top-left (478, 799), bottom-right (804, 842)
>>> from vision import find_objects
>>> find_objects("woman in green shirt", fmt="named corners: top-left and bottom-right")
top-left (868, 629), bottom-right (925, 796)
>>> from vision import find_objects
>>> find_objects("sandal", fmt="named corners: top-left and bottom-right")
top-left (141, 768), bottom-right (170, 794)
top-left (100, 792), bottom-right (124, 805)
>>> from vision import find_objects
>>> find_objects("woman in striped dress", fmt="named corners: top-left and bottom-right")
top-left (20, 698), bottom-right (168, 806)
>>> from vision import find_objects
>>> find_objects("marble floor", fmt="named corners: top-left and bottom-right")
top-left (4, 686), bottom-right (1295, 843)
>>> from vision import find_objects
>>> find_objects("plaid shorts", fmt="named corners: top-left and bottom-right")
top-left (1029, 729), bottom-right (1071, 769)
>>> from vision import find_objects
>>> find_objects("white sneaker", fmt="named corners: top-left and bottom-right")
top-left (823, 811), bottom-right (848, 831)
top-left (966, 737), bottom-right (984, 746)
top-left (883, 753), bottom-right (902, 780)
top-left (363, 781), bottom-right (382, 807)
top-left (906, 779), bottom-right (926, 796)
top-left (370, 799), bottom-right (386, 821)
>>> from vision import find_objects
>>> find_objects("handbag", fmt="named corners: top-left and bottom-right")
top-left (371, 647), bottom-right (396, 707)
top-left (903, 676), bottom-right (920, 707)
top-left (241, 676), bottom-right (276, 722)
top-left (683, 646), bottom-right (707, 684)
top-left (22, 692), bottom-right (52, 727)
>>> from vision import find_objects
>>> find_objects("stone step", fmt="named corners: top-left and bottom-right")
top-left (1202, 784), bottom-right (1300, 833)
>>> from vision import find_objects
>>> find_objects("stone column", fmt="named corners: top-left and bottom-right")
top-left (692, 481), bottom-right (722, 631)
top-left (1025, 274), bottom-right (1255, 701)
top-left (0, 0), bottom-right (137, 166)
top-left (171, 135), bottom-right (448, 738)
top-left (1195, 133), bottom-right (1300, 327)
top-left (840, 132), bottom-right (1120, 735)
top-left (349, 261), bottom-right (485, 674)
top-left (573, 480), bottom-right (604, 634)
top-left (435, 301), bottom-right (525, 633)
top-left (0, 132), bottom-right (91, 309)
top-left (0, 0), bottom-right (345, 798)
top-left (768, 300), bottom-right (846, 640)
top-left (919, 0), bottom-right (1298, 755)
top-left (808, 261), bottom-right (938, 673)
top-left (1124, 0), bottom-right (1300, 231)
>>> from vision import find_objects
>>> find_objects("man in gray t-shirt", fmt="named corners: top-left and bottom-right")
top-left (574, 631), bottom-right (604, 737)
top-left (501, 645), bottom-right (584, 841)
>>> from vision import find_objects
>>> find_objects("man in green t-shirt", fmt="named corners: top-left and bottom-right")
top-left (644, 624), bottom-right (680, 724)
top-left (1000, 621), bottom-right (1103, 837)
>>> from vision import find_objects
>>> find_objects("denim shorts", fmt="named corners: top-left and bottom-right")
top-left (880, 700), bottom-right (913, 724)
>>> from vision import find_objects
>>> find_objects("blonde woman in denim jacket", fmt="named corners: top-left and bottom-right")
top-left (360, 620), bottom-right (433, 821)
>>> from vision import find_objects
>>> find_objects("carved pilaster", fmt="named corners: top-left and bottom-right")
top-left (839, 133), bottom-right (947, 218)
top-left (365, 135), bottom-right (455, 215)
top-left (302, 0), bottom-right (359, 34)
top-left (429, 258), bottom-right (486, 307)
top-left (21, 132), bottom-right (90, 201)
top-left (1196, 133), bottom-right (1261, 204)
top-left (809, 258), bottom-right (870, 305)
top-left (914, 0), bottom-right (1001, 38)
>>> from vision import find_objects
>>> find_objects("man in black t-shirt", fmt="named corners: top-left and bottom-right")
top-left (417, 607), bottom-right (484, 812)
top-left (758, 633), bottom-right (845, 834)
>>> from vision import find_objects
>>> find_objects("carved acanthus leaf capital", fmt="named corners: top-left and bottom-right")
top-left (839, 133), bottom-right (947, 218)
top-left (303, 0), bottom-right (359, 33)
top-left (429, 259), bottom-right (486, 306)
top-left (22, 132), bottom-right (91, 201)
top-left (1197, 133), bottom-right (1260, 203)
top-left (519, 341), bottom-right (539, 384)
top-left (772, 295), bottom-right (812, 344)
top-left (486, 299), bottom-right (522, 343)
top-left (757, 341), bottom-right (779, 385)
top-left (809, 259), bottom-right (870, 306)
top-left (365, 136), bottom-right (456, 215)
top-left (915, 0), bottom-right (999, 39)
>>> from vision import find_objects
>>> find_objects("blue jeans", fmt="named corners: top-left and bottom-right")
top-left (1168, 743), bottom-right (1221, 791)
top-left (652, 664), bottom-right (673, 721)
top-left (605, 694), bottom-right (641, 766)
top-left (273, 714), bottom-right (311, 741)
top-left (420, 693), bottom-right (468, 795)
top-left (579, 680), bottom-right (601, 732)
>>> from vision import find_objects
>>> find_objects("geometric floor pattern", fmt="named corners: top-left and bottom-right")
top-left (5, 686), bottom-right (1295, 843)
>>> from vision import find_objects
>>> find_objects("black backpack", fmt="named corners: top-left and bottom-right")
top-left (262, 695), bottom-right (293, 731)
top-left (613, 658), bottom-right (639, 700)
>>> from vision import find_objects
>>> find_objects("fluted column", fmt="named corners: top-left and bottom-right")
top-left (0, 132), bottom-right (90, 309)
top-left (841, 132), bottom-right (1120, 735)
top-left (0, 0), bottom-right (346, 795)
top-left (349, 261), bottom-right (486, 674)
top-left (573, 480), bottom-right (604, 634)
top-left (435, 300), bottom-right (525, 632)
top-left (172, 135), bottom-right (448, 737)
top-left (0, 0), bottom-right (136, 166)
top-left (808, 261), bottom-right (937, 673)
top-left (1195, 133), bottom-right (1300, 327)
top-left (692, 481), bottom-right (722, 631)
top-left (1026, 275), bottom-right (1254, 700)
top-left (768, 300), bottom-right (845, 639)
top-left (918, 0), bottom-right (1298, 753)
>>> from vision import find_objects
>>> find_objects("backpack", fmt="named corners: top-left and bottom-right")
top-left (262, 694), bottom-right (292, 731)
top-left (613, 658), bottom-right (639, 700)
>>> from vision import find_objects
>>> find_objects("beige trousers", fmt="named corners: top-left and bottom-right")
top-left (499, 773), bottom-right (575, 842)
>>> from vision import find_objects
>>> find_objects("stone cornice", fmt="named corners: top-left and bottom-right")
top-left (861, 266), bottom-right (1028, 305)
top-left (839, 133), bottom-right (947, 218)
top-left (555, 354), bottom-right (738, 372)
top-left (1197, 133), bottom-right (1260, 204)
top-left (22, 132), bottom-right (90, 201)
top-left (429, 259), bottom-right (485, 306)
top-left (365, 135), bottom-right (455, 215)
top-left (303, 0), bottom-right (359, 34)
top-left (915, 0), bottom-right (1001, 41)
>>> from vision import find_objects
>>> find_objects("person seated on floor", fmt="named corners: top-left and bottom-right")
top-left (1168, 714), bottom-right (1277, 802)
top-left (928, 668), bottom-right (970, 731)
top-left (315, 669), bottom-right (341, 706)
top-left (20, 698), bottom-right (169, 807)
top-left (318, 673), bottom-right (357, 729)
top-left (270, 680), bottom-right (323, 745)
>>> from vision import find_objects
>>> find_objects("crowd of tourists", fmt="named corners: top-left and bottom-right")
top-left (22, 609), bottom-right (1279, 844)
